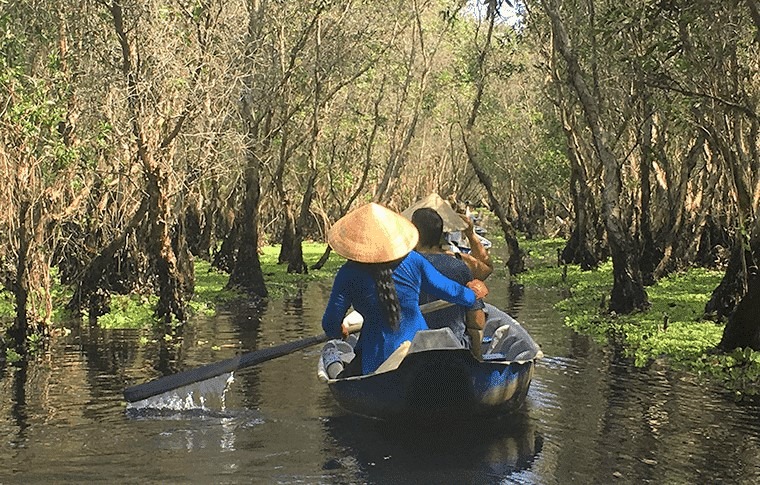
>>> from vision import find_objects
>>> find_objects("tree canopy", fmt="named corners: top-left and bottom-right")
top-left (1, 0), bottom-right (758, 356)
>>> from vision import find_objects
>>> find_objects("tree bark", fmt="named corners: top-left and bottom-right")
top-left (227, 148), bottom-right (267, 296)
top-left (278, 203), bottom-right (297, 265)
top-left (460, 0), bottom-right (524, 275)
top-left (144, 167), bottom-right (189, 323)
top-left (653, 135), bottom-right (706, 279)
top-left (637, 91), bottom-right (660, 285)
top-left (9, 200), bottom-right (31, 354)
top-left (717, 241), bottom-right (760, 350)
top-left (108, 1), bottom-right (191, 324)
top-left (227, 0), bottom-right (269, 297)
top-left (286, 177), bottom-right (313, 274)
top-left (705, 243), bottom-right (753, 321)
top-left (558, 103), bottom-right (601, 270)
top-left (702, 119), bottom-right (758, 319)
top-left (543, 0), bottom-right (649, 313)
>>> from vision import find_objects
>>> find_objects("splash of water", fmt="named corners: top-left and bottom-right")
top-left (126, 372), bottom-right (235, 412)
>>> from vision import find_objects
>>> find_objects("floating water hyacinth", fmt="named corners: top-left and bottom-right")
top-left (127, 372), bottom-right (235, 412)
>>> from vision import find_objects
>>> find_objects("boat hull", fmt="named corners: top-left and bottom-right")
top-left (327, 348), bottom-right (535, 421)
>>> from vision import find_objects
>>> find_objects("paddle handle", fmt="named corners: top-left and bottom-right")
top-left (123, 312), bottom-right (364, 403)
top-left (419, 299), bottom-right (455, 313)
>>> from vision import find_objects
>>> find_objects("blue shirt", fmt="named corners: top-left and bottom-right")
top-left (419, 253), bottom-right (484, 347)
top-left (322, 251), bottom-right (477, 374)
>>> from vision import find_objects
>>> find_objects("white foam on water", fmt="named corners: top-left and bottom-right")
top-left (126, 372), bottom-right (235, 412)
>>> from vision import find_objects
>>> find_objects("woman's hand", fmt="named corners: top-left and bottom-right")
top-left (340, 310), bottom-right (363, 339)
top-left (466, 279), bottom-right (489, 300)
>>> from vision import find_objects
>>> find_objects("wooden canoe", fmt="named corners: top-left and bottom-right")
top-left (317, 312), bottom-right (542, 422)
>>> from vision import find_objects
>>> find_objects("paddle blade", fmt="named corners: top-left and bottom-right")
top-left (123, 333), bottom-right (329, 403)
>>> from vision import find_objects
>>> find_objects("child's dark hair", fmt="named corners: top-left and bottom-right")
top-left (411, 208), bottom-right (444, 248)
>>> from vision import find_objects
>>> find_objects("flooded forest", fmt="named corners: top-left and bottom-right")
top-left (1, 0), bottom-right (759, 361)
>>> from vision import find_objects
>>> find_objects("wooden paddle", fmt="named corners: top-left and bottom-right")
top-left (123, 300), bottom-right (453, 403)
top-left (123, 312), bottom-right (362, 403)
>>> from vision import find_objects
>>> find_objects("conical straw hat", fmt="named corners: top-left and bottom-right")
top-left (401, 193), bottom-right (469, 232)
top-left (329, 203), bottom-right (419, 263)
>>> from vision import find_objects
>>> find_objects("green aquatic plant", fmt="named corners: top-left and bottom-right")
top-left (95, 293), bottom-right (160, 329)
top-left (516, 237), bottom-right (760, 396)
top-left (259, 243), bottom-right (343, 298)
top-left (2, 244), bottom-right (343, 332)
top-left (189, 260), bottom-right (242, 315)
top-left (94, 260), bottom-right (242, 328)
top-left (520, 237), bottom-right (566, 269)
top-left (5, 347), bottom-right (22, 364)
top-left (93, 243), bottom-right (342, 327)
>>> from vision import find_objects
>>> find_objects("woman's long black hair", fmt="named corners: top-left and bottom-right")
top-left (363, 261), bottom-right (402, 331)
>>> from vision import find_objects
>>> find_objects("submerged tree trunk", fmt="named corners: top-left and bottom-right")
top-left (463, 140), bottom-right (525, 274)
top-left (9, 200), bottom-right (31, 354)
top-left (706, 244), bottom-right (754, 321)
top-left (287, 184), bottom-right (312, 274)
top-left (185, 187), bottom-right (214, 262)
top-left (109, 2), bottom-right (192, 324)
top-left (558, 103), bottom-right (601, 270)
top-left (172, 212), bottom-right (195, 300)
top-left (717, 262), bottom-right (760, 351)
top-left (287, 16), bottom-right (324, 275)
top-left (227, 150), bottom-right (267, 296)
top-left (185, 204), bottom-right (205, 259)
top-left (213, 217), bottom-right (239, 273)
top-left (274, 121), bottom-right (296, 265)
top-left (227, 92), bottom-right (267, 294)
top-left (278, 203), bottom-right (296, 265)
top-left (653, 135), bottom-right (706, 279)
top-left (543, 0), bottom-right (648, 313)
top-left (144, 167), bottom-right (189, 323)
top-left (702, 110), bottom-right (759, 320)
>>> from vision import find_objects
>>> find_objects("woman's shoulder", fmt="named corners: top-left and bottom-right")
top-left (335, 261), bottom-right (362, 279)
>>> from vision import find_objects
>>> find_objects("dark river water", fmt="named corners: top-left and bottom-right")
top-left (2, 275), bottom-right (760, 484)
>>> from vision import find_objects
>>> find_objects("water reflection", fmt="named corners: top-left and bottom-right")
top-left (322, 412), bottom-right (543, 483)
top-left (126, 408), bottom-right (264, 453)
top-left (9, 364), bottom-right (28, 448)
top-left (5, 275), bottom-right (760, 483)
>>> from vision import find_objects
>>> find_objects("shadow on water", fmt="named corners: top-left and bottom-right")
top-left (322, 411), bottom-right (543, 483)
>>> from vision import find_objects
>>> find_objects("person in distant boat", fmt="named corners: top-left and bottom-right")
top-left (322, 203), bottom-right (488, 375)
top-left (446, 211), bottom-right (494, 281)
top-left (412, 208), bottom-right (486, 352)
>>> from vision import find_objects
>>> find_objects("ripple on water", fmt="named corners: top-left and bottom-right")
top-left (125, 372), bottom-right (235, 414)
